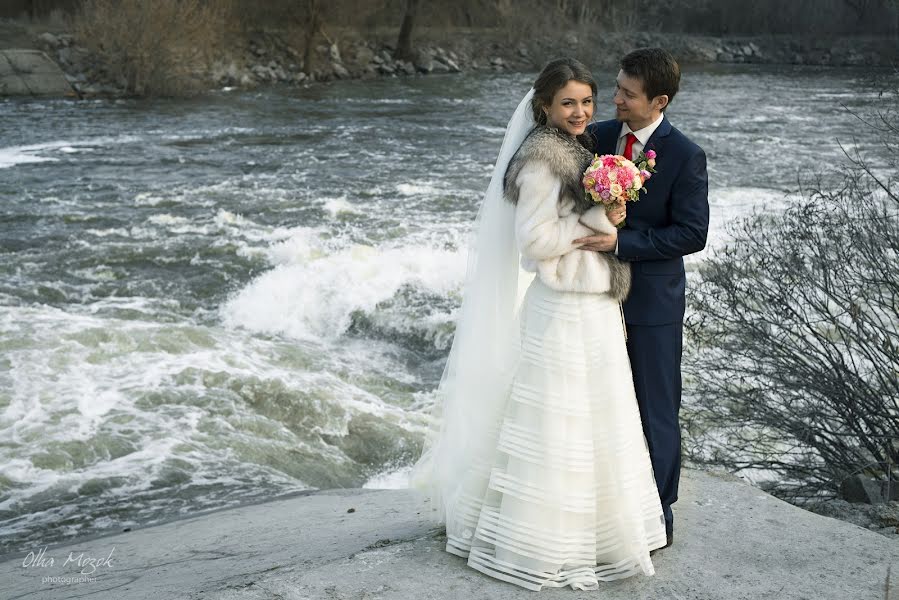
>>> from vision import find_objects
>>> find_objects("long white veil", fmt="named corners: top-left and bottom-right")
top-left (409, 89), bottom-right (536, 525)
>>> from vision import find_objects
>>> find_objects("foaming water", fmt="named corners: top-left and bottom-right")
top-left (0, 303), bottom-right (430, 551)
top-left (0, 65), bottom-right (894, 554)
top-left (221, 227), bottom-right (465, 343)
top-left (0, 136), bottom-right (142, 169)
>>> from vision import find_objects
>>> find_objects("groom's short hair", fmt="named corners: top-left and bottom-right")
top-left (621, 48), bottom-right (680, 109)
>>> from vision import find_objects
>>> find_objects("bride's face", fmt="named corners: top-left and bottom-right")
top-left (543, 80), bottom-right (594, 136)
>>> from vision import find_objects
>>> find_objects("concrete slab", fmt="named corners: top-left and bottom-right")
top-left (0, 467), bottom-right (896, 600)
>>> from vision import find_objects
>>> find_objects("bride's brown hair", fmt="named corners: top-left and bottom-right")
top-left (531, 58), bottom-right (597, 127)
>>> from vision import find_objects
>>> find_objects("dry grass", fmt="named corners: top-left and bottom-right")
top-left (74, 0), bottom-right (228, 96)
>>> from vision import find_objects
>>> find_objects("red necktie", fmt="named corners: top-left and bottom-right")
top-left (623, 132), bottom-right (638, 161)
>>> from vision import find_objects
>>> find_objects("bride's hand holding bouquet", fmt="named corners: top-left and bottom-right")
top-left (581, 149), bottom-right (656, 229)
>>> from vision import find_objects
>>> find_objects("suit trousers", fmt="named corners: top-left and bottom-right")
top-left (625, 322), bottom-right (683, 536)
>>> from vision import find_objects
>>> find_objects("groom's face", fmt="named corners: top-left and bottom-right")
top-left (613, 70), bottom-right (661, 131)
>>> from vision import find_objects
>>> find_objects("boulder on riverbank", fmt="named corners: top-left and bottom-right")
top-left (0, 48), bottom-right (75, 96)
top-left (0, 467), bottom-right (896, 599)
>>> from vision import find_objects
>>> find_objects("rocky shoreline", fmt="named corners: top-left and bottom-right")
top-left (1, 467), bottom-right (896, 600)
top-left (22, 28), bottom-right (899, 98)
top-left (805, 497), bottom-right (899, 541)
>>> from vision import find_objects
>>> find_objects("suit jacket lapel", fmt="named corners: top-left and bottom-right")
top-left (598, 121), bottom-right (619, 156)
top-left (642, 115), bottom-right (672, 158)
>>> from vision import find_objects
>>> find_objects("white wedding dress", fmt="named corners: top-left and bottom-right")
top-left (410, 89), bottom-right (667, 592)
top-left (443, 276), bottom-right (667, 591)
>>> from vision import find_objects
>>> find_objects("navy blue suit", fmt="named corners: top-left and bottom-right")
top-left (586, 116), bottom-right (709, 536)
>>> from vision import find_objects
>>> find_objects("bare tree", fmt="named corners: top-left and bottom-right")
top-left (302, 0), bottom-right (320, 76)
top-left (844, 0), bottom-right (877, 19)
top-left (556, 0), bottom-right (598, 24)
top-left (395, 0), bottom-right (420, 62)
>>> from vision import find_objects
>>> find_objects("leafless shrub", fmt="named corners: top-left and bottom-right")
top-left (683, 86), bottom-right (899, 501)
top-left (74, 0), bottom-right (227, 97)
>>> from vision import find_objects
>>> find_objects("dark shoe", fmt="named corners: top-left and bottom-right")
top-left (650, 531), bottom-right (673, 556)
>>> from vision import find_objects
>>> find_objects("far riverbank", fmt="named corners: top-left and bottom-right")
top-left (2, 18), bottom-right (896, 97)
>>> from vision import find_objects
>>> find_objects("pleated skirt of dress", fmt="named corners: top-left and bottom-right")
top-left (444, 276), bottom-right (668, 591)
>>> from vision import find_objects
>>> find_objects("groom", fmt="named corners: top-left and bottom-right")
top-left (575, 48), bottom-right (709, 549)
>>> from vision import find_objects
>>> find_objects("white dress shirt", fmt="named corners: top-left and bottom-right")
top-left (613, 112), bottom-right (665, 255)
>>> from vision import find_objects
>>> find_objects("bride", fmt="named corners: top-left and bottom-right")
top-left (410, 58), bottom-right (667, 592)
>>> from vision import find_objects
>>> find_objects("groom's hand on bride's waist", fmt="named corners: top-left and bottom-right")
top-left (574, 230), bottom-right (617, 253)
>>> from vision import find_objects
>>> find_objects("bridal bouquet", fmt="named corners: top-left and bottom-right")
top-left (582, 150), bottom-right (656, 228)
